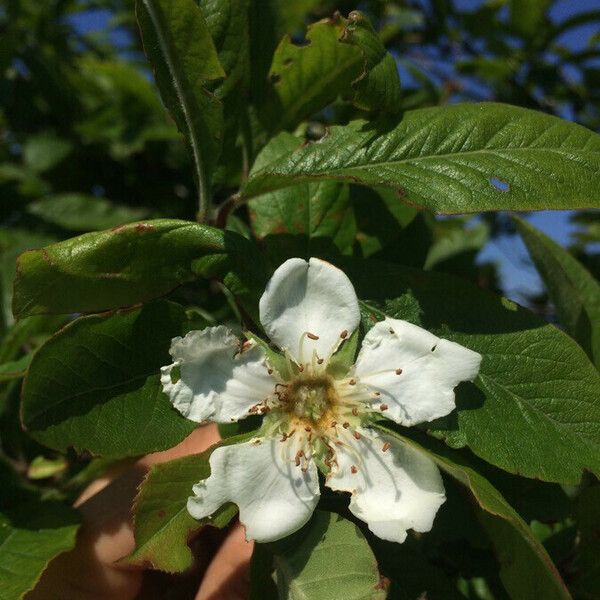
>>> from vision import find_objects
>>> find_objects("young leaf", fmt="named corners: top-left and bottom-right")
top-left (340, 11), bottom-right (402, 112)
top-left (21, 301), bottom-right (196, 457)
top-left (375, 427), bottom-right (572, 600)
top-left (127, 433), bottom-right (255, 572)
top-left (268, 510), bottom-right (386, 600)
top-left (136, 0), bottom-right (226, 219)
top-left (261, 15), bottom-right (363, 132)
top-left (248, 132), bottom-right (356, 254)
top-left (342, 257), bottom-right (600, 484)
top-left (243, 103), bottom-right (600, 213)
top-left (514, 216), bottom-right (600, 369)
top-left (13, 220), bottom-right (224, 318)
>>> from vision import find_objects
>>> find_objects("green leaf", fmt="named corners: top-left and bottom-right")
top-left (0, 460), bottom-right (79, 600)
top-left (0, 354), bottom-right (32, 382)
top-left (573, 485), bottom-right (600, 597)
top-left (27, 194), bottom-right (150, 232)
top-left (268, 510), bottom-right (386, 600)
top-left (262, 15), bottom-right (363, 132)
top-left (342, 257), bottom-right (600, 484)
top-left (1, 230), bottom-right (56, 329)
top-left (248, 132), bottom-right (356, 254)
top-left (0, 504), bottom-right (79, 600)
top-left (127, 435), bottom-right (254, 572)
top-left (22, 133), bottom-right (72, 174)
top-left (510, 0), bottom-right (551, 36)
top-left (377, 427), bottom-right (571, 600)
top-left (514, 216), bottom-right (600, 369)
top-left (136, 0), bottom-right (226, 219)
top-left (243, 103), bottom-right (600, 213)
top-left (340, 11), bottom-right (402, 112)
top-left (200, 0), bottom-right (249, 103)
top-left (21, 301), bottom-right (196, 457)
top-left (12, 219), bottom-right (224, 318)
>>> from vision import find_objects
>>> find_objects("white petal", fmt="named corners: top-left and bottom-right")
top-left (188, 438), bottom-right (320, 542)
top-left (326, 427), bottom-right (445, 543)
top-left (259, 258), bottom-right (360, 365)
top-left (353, 318), bottom-right (482, 426)
top-left (160, 326), bottom-right (276, 423)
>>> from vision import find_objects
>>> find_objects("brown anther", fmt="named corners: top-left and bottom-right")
top-left (335, 440), bottom-right (344, 446)
top-left (348, 378), bottom-right (356, 385)
top-left (260, 406), bottom-right (271, 414)
top-left (288, 429), bottom-right (296, 437)
top-left (340, 330), bottom-right (348, 339)
top-left (330, 421), bottom-right (338, 428)
top-left (351, 407), bottom-right (359, 416)
top-left (280, 433), bottom-right (288, 442)
top-left (351, 465), bottom-right (358, 474)
top-left (374, 391), bottom-right (381, 396)
top-left (307, 332), bottom-right (319, 340)
top-left (317, 358), bottom-right (324, 364)
top-left (305, 426), bottom-right (312, 432)
top-left (298, 364), bottom-right (304, 372)
top-left (395, 368), bottom-right (403, 375)
top-left (353, 431), bottom-right (362, 440)
top-left (389, 328), bottom-right (395, 334)
top-left (295, 450), bottom-right (305, 466)
top-left (343, 422), bottom-right (350, 429)
top-left (267, 368), bottom-right (273, 375)
top-left (382, 442), bottom-right (391, 452)
top-left (380, 403), bottom-right (388, 411)
top-left (241, 340), bottom-right (252, 351)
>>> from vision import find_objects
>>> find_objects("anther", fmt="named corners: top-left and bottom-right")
top-left (343, 422), bottom-right (350, 429)
top-left (351, 407), bottom-right (359, 416)
top-left (295, 450), bottom-right (304, 466)
top-left (380, 404), bottom-right (388, 411)
top-left (304, 426), bottom-right (312, 432)
top-left (374, 391), bottom-right (381, 396)
top-left (351, 465), bottom-right (358, 474)
top-left (349, 378), bottom-right (356, 385)
top-left (395, 368), bottom-right (403, 375)
top-left (353, 431), bottom-right (362, 440)
top-left (382, 442), bottom-right (391, 452)
top-left (330, 421), bottom-right (338, 428)
top-left (267, 368), bottom-right (273, 375)
top-left (298, 364), bottom-right (304, 372)
top-left (340, 330), bottom-right (348, 339)
top-left (317, 358), bottom-right (324, 364)
top-left (431, 344), bottom-right (437, 352)
top-left (389, 328), bottom-right (395, 334)
top-left (306, 332), bottom-right (319, 340)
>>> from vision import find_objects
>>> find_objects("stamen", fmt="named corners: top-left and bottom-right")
top-left (340, 330), bottom-right (348, 339)
top-left (348, 378), bottom-right (356, 385)
top-left (342, 422), bottom-right (350, 429)
top-left (351, 465), bottom-right (358, 474)
top-left (382, 442), bottom-right (391, 452)
top-left (395, 368), bottom-right (403, 375)
top-left (317, 357), bottom-right (324, 364)
top-left (353, 431), bottom-right (362, 440)
top-left (380, 404), bottom-right (388, 411)
top-left (307, 332), bottom-right (319, 340)
top-left (351, 407), bottom-right (359, 416)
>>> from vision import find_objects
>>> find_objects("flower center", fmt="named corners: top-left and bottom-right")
top-left (284, 375), bottom-right (336, 426)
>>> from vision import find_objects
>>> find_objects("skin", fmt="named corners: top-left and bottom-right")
top-left (26, 425), bottom-right (254, 600)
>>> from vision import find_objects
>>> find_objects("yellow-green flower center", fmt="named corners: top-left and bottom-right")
top-left (283, 375), bottom-right (337, 426)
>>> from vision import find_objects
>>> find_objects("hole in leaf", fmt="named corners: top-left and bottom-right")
top-left (490, 177), bottom-right (510, 192)
top-left (170, 365), bottom-right (181, 384)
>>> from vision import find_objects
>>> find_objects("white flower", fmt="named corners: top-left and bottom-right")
top-left (161, 258), bottom-right (482, 544)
